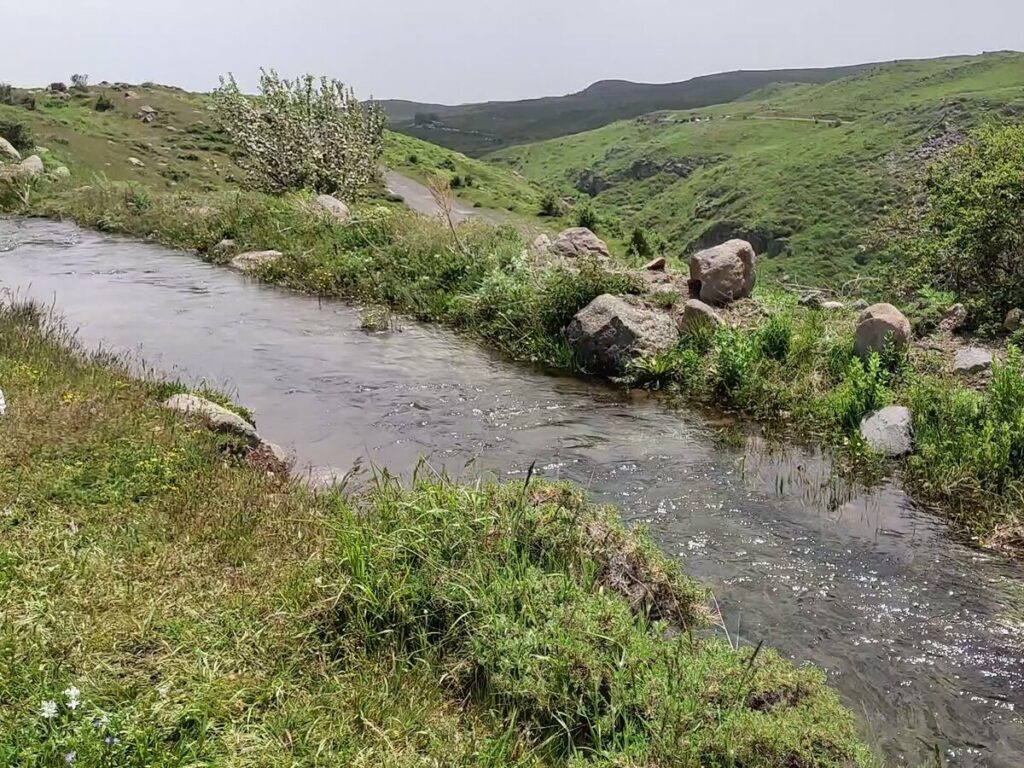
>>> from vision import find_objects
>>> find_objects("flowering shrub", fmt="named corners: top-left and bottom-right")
top-left (213, 70), bottom-right (386, 201)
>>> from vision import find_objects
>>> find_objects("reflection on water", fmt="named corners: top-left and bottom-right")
top-left (2, 217), bottom-right (1022, 767)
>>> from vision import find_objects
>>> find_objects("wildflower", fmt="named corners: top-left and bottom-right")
top-left (158, 685), bottom-right (170, 699)
top-left (104, 735), bottom-right (120, 747)
top-left (64, 752), bottom-right (76, 764)
top-left (64, 686), bottom-right (80, 710)
top-left (91, 713), bottom-right (110, 729)
top-left (41, 700), bottom-right (59, 719)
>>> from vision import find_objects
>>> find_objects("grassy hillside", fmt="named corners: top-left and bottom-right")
top-left (380, 64), bottom-right (872, 156)
top-left (490, 52), bottom-right (1024, 284)
top-left (0, 82), bottom-right (540, 212)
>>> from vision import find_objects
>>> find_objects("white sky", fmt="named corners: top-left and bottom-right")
top-left (2, 0), bottom-right (1022, 103)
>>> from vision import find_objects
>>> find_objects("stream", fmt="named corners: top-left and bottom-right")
top-left (1, 218), bottom-right (1022, 767)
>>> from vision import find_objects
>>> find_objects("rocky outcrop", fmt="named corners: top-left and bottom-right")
top-left (550, 228), bottom-right (612, 262)
top-left (677, 299), bottom-right (724, 334)
top-left (565, 294), bottom-right (678, 373)
top-left (854, 303), bottom-right (911, 359)
top-left (230, 250), bottom-right (282, 273)
top-left (687, 239), bottom-right (756, 305)
top-left (860, 406), bottom-right (913, 457)
top-left (644, 257), bottom-right (666, 271)
top-left (953, 347), bottom-right (993, 375)
top-left (575, 169), bottom-right (610, 197)
top-left (0, 137), bottom-right (21, 161)
top-left (315, 193), bottom-right (351, 223)
top-left (163, 394), bottom-right (259, 444)
top-left (531, 234), bottom-right (552, 253)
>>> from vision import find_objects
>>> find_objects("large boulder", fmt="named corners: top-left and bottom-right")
top-left (550, 228), bottom-right (612, 261)
top-left (687, 239), bottom-right (756, 305)
top-left (163, 394), bottom-right (259, 444)
top-left (953, 347), bottom-right (993, 375)
top-left (677, 298), bottom-right (724, 334)
top-left (315, 193), bottom-right (351, 223)
top-left (854, 303), bottom-right (911, 359)
top-left (860, 406), bottom-right (913, 457)
top-left (0, 137), bottom-right (21, 161)
top-left (230, 250), bottom-right (282, 272)
top-left (564, 294), bottom-right (678, 373)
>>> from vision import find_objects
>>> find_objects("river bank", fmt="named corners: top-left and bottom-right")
top-left (4, 180), bottom-right (1023, 553)
top-left (0, 297), bottom-right (875, 766)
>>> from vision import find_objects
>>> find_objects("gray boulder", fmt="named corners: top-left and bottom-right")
top-left (940, 303), bottom-right (968, 332)
top-left (163, 394), bottom-right (259, 444)
top-left (0, 137), bottom-right (20, 161)
top-left (1004, 308), bottom-right (1022, 333)
top-left (52, 166), bottom-right (71, 180)
top-left (315, 193), bottom-right (352, 223)
top-left (860, 406), bottom-right (913, 457)
top-left (953, 347), bottom-right (993, 375)
top-left (550, 228), bottom-right (612, 261)
top-left (644, 256), bottom-right (666, 271)
top-left (677, 298), bottom-right (724, 334)
top-left (230, 250), bottom-right (282, 272)
top-left (798, 292), bottom-right (823, 308)
top-left (565, 294), bottom-right (678, 373)
top-left (688, 239), bottom-right (756, 305)
top-left (0, 387), bottom-right (6, 416)
top-left (854, 303), bottom-right (911, 359)
top-left (20, 155), bottom-right (44, 177)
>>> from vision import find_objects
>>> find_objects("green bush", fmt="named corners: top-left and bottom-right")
top-left (575, 202), bottom-right (599, 231)
top-left (538, 190), bottom-right (565, 217)
top-left (628, 226), bottom-right (654, 258)
top-left (0, 83), bottom-right (13, 105)
top-left (713, 328), bottom-right (757, 397)
top-left (627, 348), bottom-right (701, 389)
top-left (94, 93), bottom-right (115, 112)
top-left (821, 354), bottom-right (892, 430)
top-left (0, 120), bottom-right (33, 152)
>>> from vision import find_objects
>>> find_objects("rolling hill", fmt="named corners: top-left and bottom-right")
top-left (488, 52), bottom-right (1024, 283)
top-left (380, 64), bottom-right (873, 156)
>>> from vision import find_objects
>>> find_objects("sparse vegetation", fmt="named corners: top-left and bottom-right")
top-left (93, 93), bottom-right (115, 112)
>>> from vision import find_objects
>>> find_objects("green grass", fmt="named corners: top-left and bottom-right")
top-left (490, 52), bottom-right (1024, 284)
top-left (0, 301), bottom-right (871, 766)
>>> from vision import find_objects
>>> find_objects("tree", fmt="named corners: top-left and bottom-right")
top-left (213, 70), bottom-right (386, 201)
top-left (70, 73), bottom-right (90, 91)
top-left (888, 125), bottom-right (1024, 328)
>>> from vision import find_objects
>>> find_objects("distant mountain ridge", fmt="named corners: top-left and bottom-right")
top-left (379, 63), bottom-right (874, 155)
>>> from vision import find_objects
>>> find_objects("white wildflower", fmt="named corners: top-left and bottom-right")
top-left (64, 751), bottom-right (76, 764)
top-left (64, 686), bottom-right (80, 710)
top-left (41, 700), bottom-right (58, 719)
top-left (158, 685), bottom-right (170, 699)
top-left (0, 388), bottom-right (6, 416)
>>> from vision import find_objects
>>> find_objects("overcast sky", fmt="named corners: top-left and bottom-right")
top-left (2, 1), bottom-right (1022, 104)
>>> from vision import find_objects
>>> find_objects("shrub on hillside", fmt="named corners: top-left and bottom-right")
top-left (70, 73), bottom-right (90, 91)
top-left (0, 83), bottom-right (13, 106)
top-left (94, 93), bottom-right (115, 112)
top-left (538, 191), bottom-right (565, 217)
top-left (888, 125), bottom-right (1024, 329)
top-left (213, 69), bottom-right (386, 200)
top-left (0, 120), bottom-right (34, 152)
top-left (575, 202), bottom-right (599, 231)
top-left (628, 226), bottom-right (654, 258)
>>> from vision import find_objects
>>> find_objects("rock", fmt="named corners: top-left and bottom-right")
top-left (128, 157), bottom-right (145, 168)
top-left (564, 294), bottom-right (679, 373)
top-left (687, 239), bottom-right (756, 305)
top-left (298, 465), bottom-right (348, 494)
top-left (940, 303), bottom-right (968, 332)
top-left (860, 406), bottom-right (913, 457)
top-left (550, 228), bottom-right (612, 261)
top-left (230, 250), bottom-right (282, 272)
top-left (315, 193), bottom-right (351, 223)
top-left (211, 238), bottom-right (236, 256)
top-left (531, 234), bottom-right (552, 252)
top-left (163, 394), bottom-right (259, 444)
top-left (953, 347), bottom-right (993, 375)
top-left (1004, 308), bottom-right (1022, 333)
top-left (0, 137), bottom-right (20, 161)
top-left (850, 299), bottom-right (869, 311)
top-left (258, 439), bottom-right (290, 465)
top-left (644, 256), bottom-right (666, 271)
top-left (798, 292), bottom-right (823, 308)
top-left (52, 166), bottom-right (71, 180)
top-left (20, 155), bottom-right (44, 177)
top-left (677, 299), bottom-right (725, 333)
top-left (820, 301), bottom-right (845, 311)
top-left (123, 90), bottom-right (139, 99)
top-left (854, 303), bottom-right (911, 359)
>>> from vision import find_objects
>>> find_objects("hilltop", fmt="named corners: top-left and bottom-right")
top-left (380, 63), bottom-right (872, 155)
top-left (489, 52), bottom-right (1024, 283)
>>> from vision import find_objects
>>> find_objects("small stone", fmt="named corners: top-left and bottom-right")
top-left (230, 250), bottom-right (282, 272)
top-left (820, 300), bottom-right (845, 310)
top-left (644, 256), bottom-right (666, 271)
top-left (128, 157), bottom-right (145, 168)
top-left (850, 299), bottom-right (869, 311)
top-left (163, 394), bottom-right (259, 444)
top-left (953, 347), bottom-right (993, 375)
top-left (0, 387), bottom-right (6, 416)
top-left (315, 193), bottom-right (351, 223)
top-left (860, 406), bottom-right (913, 457)
top-left (677, 298), bottom-right (725, 333)
top-left (798, 292), bottom-right (823, 308)
top-left (940, 303), bottom-right (968, 332)
top-left (1004, 308), bottom-right (1022, 333)
top-left (211, 238), bottom-right (236, 256)
top-left (52, 166), bottom-right (71, 180)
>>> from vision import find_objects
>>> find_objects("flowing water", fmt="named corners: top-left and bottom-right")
top-left (2, 218), bottom-right (1022, 766)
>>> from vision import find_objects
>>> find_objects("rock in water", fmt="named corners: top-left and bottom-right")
top-left (163, 394), bottom-right (259, 444)
top-left (230, 250), bottom-right (282, 273)
top-left (953, 347), bottom-right (993, 375)
top-left (860, 406), bottom-right (913, 457)
top-left (687, 239), bottom-right (756, 305)
top-left (677, 298), bottom-right (724, 333)
top-left (854, 303), bottom-right (911, 359)
top-left (550, 228), bottom-right (612, 261)
top-left (0, 137), bottom-right (21, 161)
top-left (315, 193), bottom-right (351, 223)
top-left (565, 294), bottom-right (678, 373)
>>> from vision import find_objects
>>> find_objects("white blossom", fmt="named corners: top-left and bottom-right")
top-left (41, 700), bottom-right (58, 719)
top-left (64, 686), bottom-right (80, 710)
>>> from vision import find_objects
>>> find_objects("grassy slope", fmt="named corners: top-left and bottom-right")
top-left (0, 303), bottom-right (869, 767)
top-left (490, 52), bottom-right (1024, 284)
top-left (380, 63), bottom-right (872, 156)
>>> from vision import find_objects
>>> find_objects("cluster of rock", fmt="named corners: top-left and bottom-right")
top-left (0, 140), bottom-right (70, 181)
